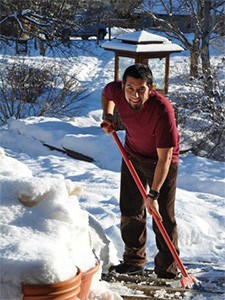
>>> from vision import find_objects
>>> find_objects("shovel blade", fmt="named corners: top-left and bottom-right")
top-left (180, 274), bottom-right (199, 289)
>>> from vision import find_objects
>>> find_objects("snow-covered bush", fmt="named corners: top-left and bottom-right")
top-left (0, 57), bottom-right (86, 123)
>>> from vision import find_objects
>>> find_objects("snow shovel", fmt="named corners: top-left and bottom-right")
top-left (107, 127), bottom-right (198, 289)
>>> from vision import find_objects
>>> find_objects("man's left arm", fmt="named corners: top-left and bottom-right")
top-left (151, 147), bottom-right (173, 192)
top-left (145, 147), bottom-right (173, 220)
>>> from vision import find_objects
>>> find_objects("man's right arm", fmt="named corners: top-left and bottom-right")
top-left (101, 88), bottom-right (115, 134)
top-left (101, 88), bottom-right (115, 117)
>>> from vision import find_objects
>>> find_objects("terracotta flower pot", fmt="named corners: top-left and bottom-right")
top-left (78, 261), bottom-right (99, 300)
top-left (22, 268), bottom-right (81, 300)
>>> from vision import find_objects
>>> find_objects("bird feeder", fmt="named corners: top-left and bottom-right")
top-left (101, 30), bottom-right (184, 94)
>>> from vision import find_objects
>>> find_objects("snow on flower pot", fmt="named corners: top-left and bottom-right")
top-left (78, 261), bottom-right (99, 300)
top-left (22, 268), bottom-right (81, 300)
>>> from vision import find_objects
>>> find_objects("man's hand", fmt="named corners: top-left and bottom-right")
top-left (145, 197), bottom-right (162, 221)
top-left (101, 114), bottom-right (115, 134)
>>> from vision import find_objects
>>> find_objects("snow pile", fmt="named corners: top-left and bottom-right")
top-left (0, 148), bottom-right (121, 300)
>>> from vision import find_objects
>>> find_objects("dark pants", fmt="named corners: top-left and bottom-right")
top-left (120, 156), bottom-right (179, 276)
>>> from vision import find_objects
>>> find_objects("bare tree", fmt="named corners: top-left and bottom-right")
top-left (189, 0), bottom-right (224, 96)
top-left (108, 0), bottom-right (142, 18)
top-left (0, 9), bottom-right (76, 45)
top-left (0, 0), bottom-right (109, 54)
top-left (172, 82), bottom-right (225, 161)
top-left (143, 0), bottom-right (225, 96)
top-left (0, 0), bottom-right (79, 20)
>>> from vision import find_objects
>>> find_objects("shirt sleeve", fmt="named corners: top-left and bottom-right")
top-left (104, 81), bottom-right (122, 104)
top-left (155, 111), bottom-right (178, 148)
top-left (104, 82), bottom-right (115, 100)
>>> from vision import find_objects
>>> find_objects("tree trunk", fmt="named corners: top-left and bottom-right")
top-left (190, 36), bottom-right (200, 78)
top-left (37, 38), bottom-right (46, 56)
top-left (201, 0), bottom-right (213, 97)
top-left (201, 37), bottom-right (213, 96)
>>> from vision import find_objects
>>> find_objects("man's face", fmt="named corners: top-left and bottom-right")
top-left (123, 76), bottom-right (152, 111)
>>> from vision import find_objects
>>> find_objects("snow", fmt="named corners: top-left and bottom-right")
top-left (102, 39), bottom-right (184, 53)
top-left (0, 28), bottom-right (225, 300)
top-left (115, 30), bottom-right (169, 42)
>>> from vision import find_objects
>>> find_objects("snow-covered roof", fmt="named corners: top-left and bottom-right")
top-left (102, 40), bottom-right (183, 53)
top-left (102, 30), bottom-right (184, 54)
top-left (117, 31), bottom-right (169, 43)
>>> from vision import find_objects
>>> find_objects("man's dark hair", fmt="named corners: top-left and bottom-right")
top-left (122, 64), bottom-right (153, 87)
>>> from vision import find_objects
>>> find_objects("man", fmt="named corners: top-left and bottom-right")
top-left (101, 64), bottom-right (180, 279)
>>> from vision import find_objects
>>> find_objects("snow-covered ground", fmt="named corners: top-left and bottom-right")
top-left (0, 29), bottom-right (225, 299)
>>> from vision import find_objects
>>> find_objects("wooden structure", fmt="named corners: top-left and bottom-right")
top-left (101, 30), bottom-right (184, 94)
